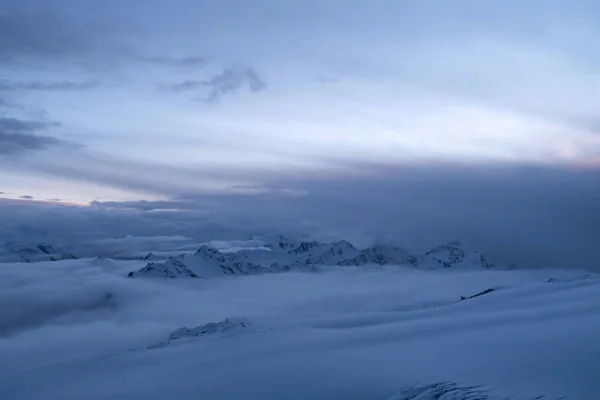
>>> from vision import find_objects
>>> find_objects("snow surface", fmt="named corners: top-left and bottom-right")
top-left (0, 249), bottom-right (598, 399)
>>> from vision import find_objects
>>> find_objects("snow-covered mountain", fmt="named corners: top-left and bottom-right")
top-left (415, 240), bottom-right (495, 270)
top-left (0, 242), bottom-right (78, 263)
top-left (129, 258), bottom-right (199, 279)
top-left (338, 244), bottom-right (415, 266)
top-left (128, 236), bottom-right (496, 279)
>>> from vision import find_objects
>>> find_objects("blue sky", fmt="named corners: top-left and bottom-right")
top-left (1, 0), bottom-right (599, 202)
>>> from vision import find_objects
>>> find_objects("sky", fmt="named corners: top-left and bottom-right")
top-left (1, 0), bottom-right (599, 268)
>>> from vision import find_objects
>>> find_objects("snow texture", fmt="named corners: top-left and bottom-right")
top-left (385, 382), bottom-right (558, 400)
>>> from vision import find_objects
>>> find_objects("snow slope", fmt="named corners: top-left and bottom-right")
top-left (0, 257), bottom-right (598, 399)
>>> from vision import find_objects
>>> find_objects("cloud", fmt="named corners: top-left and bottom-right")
top-left (82, 163), bottom-right (600, 271)
top-left (19, 195), bottom-right (33, 200)
top-left (1, 163), bottom-right (599, 271)
top-left (203, 66), bottom-right (267, 103)
top-left (229, 185), bottom-right (308, 197)
top-left (133, 54), bottom-right (214, 67)
top-left (0, 4), bottom-right (211, 71)
top-left (83, 234), bottom-right (197, 257)
top-left (0, 93), bottom-right (21, 111)
top-left (164, 65), bottom-right (267, 103)
top-left (0, 9), bottom-right (98, 63)
top-left (0, 117), bottom-right (65, 155)
top-left (558, 114), bottom-right (600, 135)
top-left (0, 80), bottom-right (98, 91)
top-left (0, 118), bottom-right (64, 155)
top-left (166, 80), bottom-right (203, 93)
top-left (0, 242), bottom-right (595, 398)
top-left (0, 197), bottom-right (253, 252)
top-left (90, 199), bottom-right (201, 212)
top-left (2, 147), bottom-right (308, 199)
top-left (316, 76), bottom-right (338, 84)
top-left (0, 118), bottom-right (58, 132)
top-left (0, 261), bottom-right (118, 337)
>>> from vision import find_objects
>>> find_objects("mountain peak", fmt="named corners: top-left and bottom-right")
top-left (130, 257), bottom-right (198, 279)
top-left (417, 240), bottom-right (491, 269)
top-left (290, 241), bottom-right (321, 254)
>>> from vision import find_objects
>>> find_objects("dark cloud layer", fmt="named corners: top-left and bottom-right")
top-left (167, 80), bottom-right (203, 92)
top-left (133, 54), bottom-right (213, 67)
top-left (203, 66), bottom-right (267, 103)
top-left (0, 4), bottom-right (213, 70)
top-left (152, 165), bottom-right (600, 270)
top-left (0, 80), bottom-right (98, 91)
top-left (0, 117), bottom-right (64, 155)
top-left (0, 117), bottom-right (57, 132)
top-left (165, 65), bottom-right (267, 103)
top-left (1, 164), bottom-right (599, 271)
top-left (0, 9), bottom-right (99, 63)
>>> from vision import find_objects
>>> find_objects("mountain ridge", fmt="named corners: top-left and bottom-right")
top-left (0, 241), bottom-right (78, 263)
top-left (129, 236), bottom-right (496, 279)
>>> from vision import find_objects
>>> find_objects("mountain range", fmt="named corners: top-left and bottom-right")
top-left (129, 235), bottom-right (497, 278)
top-left (0, 242), bottom-right (77, 263)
